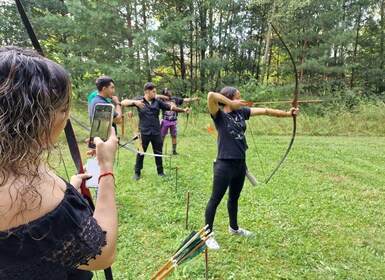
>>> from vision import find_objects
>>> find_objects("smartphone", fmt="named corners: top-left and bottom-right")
top-left (88, 103), bottom-right (115, 149)
top-left (85, 158), bottom-right (100, 188)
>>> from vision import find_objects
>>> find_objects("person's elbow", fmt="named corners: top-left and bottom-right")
top-left (77, 248), bottom-right (117, 271)
top-left (113, 116), bottom-right (122, 124)
top-left (99, 250), bottom-right (117, 269)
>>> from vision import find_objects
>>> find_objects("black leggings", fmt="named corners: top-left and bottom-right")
top-left (134, 134), bottom-right (164, 174)
top-left (205, 159), bottom-right (246, 232)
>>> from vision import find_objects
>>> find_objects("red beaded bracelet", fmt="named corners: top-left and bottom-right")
top-left (98, 172), bottom-right (115, 183)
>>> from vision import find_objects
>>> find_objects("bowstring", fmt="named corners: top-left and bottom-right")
top-left (57, 142), bottom-right (70, 181)
top-left (247, 118), bottom-right (267, 183)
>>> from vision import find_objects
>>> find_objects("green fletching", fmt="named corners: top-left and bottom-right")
top-left (173, 231), bottom-right (206, 265)
top-left (175, 231), bottom-right (197, 253)
top-left (179, 242), bottom-right (206, 265)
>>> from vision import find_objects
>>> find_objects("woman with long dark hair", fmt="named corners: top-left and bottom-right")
top-left (0, 46), bottom-right (118, 279)
top-left (205, 86), bottom-right (298, 250)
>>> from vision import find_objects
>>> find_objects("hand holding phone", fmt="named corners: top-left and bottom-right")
top-left (89, 103), bottom-right (115, 149)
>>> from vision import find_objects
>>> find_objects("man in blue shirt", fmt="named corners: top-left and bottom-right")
top-left (89, 76), bottom-right (122, 133)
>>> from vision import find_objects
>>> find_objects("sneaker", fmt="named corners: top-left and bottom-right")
top-left (133, 173), bottom-right (140, 181)
top-left (172, 151), bottom-right (179, 155)
top-left (229, 226), bottom-right (252, 236)
top-left (205, 235), bottom-right (220, 251)
top-left (158, 172), bottom-right (167, 178)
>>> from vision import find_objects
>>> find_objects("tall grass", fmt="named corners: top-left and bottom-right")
top-left (53, 101), bottom-right (385, 279)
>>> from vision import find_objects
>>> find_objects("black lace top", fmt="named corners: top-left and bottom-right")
top-left (0, 182), bottom-right (107, 280)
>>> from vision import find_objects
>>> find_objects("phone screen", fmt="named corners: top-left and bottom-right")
top-left (89, 103), bottom-right (114, 149)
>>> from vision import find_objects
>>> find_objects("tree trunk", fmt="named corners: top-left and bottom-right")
top-left (126, 1), bottom-right (133, 49)
top-left (379, 0), bottom-right (385, 92)
top-left (300, 40), bottom-right (307, 81)
top-left (255, 34), bottom-right (264, 81)
top-left (124, 0), bottom-right (135, 95)
top-left (134, 0), bottom-right (141, 85)
top-left (172, 46), bottom-right (178, 78)
top-left (141, 0), bottom-right (151, 82)
top-left (189, 5), bottom-right (194, 94)
top-left (350, 6), bottom-right (363, 89)
top-left (261, 23), bottom-right (272, 84)
top-left (179, 42), bottom-right (186, 93)
top-left (199, 3), bottom-right (207, 93)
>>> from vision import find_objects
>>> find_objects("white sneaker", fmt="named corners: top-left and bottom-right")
top-left (229, 226), bottom-right (252, 236)
top-left (205, 234), bottom-right (220, 250)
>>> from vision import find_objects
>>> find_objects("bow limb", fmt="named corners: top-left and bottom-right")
top-left (126, 111), bottom-right (144, 153)
top-left (265, 22), bottom-right (300, 184)
top-left (126, 111), bottom-right (171, 158)
top-left (14, 0), bottom-right (93, 202)
top-left (15, 0), bottom-right (43, 55)
top-left (180, 112), bottom-right (189, 137)
top-left (178, 97), bottom-right (192, 141)
top-left (64, 121), bottom-right (94, 205)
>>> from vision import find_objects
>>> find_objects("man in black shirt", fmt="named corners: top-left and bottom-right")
top-left (121, 82), bottom-right (190, 180)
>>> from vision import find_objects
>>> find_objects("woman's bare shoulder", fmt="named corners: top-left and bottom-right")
top-left (0, 172), bottom-right (66, 231)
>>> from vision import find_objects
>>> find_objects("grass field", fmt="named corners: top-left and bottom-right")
top-left (54, 103), bottom-right (385, 279)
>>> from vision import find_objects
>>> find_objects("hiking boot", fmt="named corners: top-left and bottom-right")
top-left (133, 173), bottom-right (140, 181)
top-left (172, 151), bottom-right (179, 155)
top-left (205, 234), bottom-right (220, 250)
top-left (229, 226), bottom-right (252, 236)
top-left (158, 172), bottom-right (167, 178)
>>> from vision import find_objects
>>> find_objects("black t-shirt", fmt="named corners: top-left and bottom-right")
top-left (0, 182), bottom-right (106, 280)
top-left (136, 98), bottom-right (171, 135)
top-left (212, 107), bottom-right (251, 159)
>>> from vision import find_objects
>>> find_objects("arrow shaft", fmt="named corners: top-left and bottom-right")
top-left (248, 99), bottom-right (321, 106)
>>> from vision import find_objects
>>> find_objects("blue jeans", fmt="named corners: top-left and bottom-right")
top-left (205, 158), bottom-right (246, 232)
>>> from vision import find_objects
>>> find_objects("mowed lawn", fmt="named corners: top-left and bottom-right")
top-left (56, 109), bottom-right (385, 279)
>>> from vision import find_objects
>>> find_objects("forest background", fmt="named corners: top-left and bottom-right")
top-left (1, 0), bottom-right (384, 110)
top-left (2, 0), bottom-right (385, 279)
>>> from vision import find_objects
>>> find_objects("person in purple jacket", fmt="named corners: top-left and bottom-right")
top-left (160, 88), bottom-right (200, 155)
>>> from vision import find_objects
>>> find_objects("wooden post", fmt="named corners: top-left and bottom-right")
top-left (205, 247), bottom-right (209, 280)
top-left (121, 113), bottom-right (125, 137)
top-left (175, 166), bottom-right (178, 193)
top-left (185, 191), bottom-right (190, 229)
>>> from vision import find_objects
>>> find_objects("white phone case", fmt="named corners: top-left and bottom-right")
top-left (85, 158), bottom-right (100, 188)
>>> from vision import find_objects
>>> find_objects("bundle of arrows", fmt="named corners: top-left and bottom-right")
top-left (151, 225), bottom-right (211, 279)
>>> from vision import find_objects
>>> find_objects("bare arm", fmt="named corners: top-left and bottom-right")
top-left (207, 91), bottom-right (247, 118)
top-left (111, 96), bottom-right (122, 124)
top-left (155, 94), bottom-right (169, 101)
top-left (78, 128), bottom-right (119, 270)
top-left (250, 107), bottom-right (298, 117)
top-left (120, 99), bottom-right (145, 109)
top-left (170, 105), bottom-right (190, 114)
top-left (183, 97), bottom-right (200, 103)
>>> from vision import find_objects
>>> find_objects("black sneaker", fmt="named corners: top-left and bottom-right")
top-left (172, 151), bottom-right (179, 155)
top-left (158, 172), bottom-right (167, 178)
top-left (133, 173), bottom-right (140, 181)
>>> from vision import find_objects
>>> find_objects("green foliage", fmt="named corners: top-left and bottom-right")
top-left (5, 0), bottom-right (385, 102)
